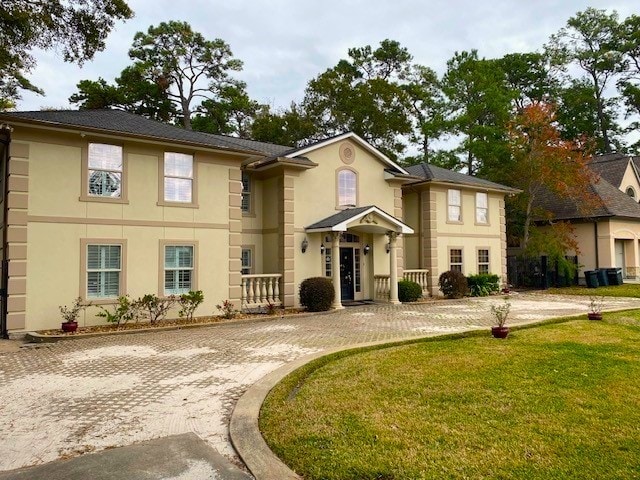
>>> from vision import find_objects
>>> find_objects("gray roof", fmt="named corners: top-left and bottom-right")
top-left (405, 163), bottom-right (517, 192)
top-left (306, 206), bottom-right (373, 230)
top-left (0, 110), bottom-right (292, 156)
top-left (589, 154), bottom-right (632, 188)
top-left (535, 176), bottom-right (640, 221)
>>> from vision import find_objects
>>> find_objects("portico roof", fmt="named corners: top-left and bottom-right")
top-left (305, 205), bottom-right (414, 234)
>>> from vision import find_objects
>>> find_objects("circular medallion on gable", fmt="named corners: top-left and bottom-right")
top-left (339, 142), bottom-right (356, 164)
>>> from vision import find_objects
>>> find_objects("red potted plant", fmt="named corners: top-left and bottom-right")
top-left (588, 295), bottom-right (604, 321)
top-left (491, 297), bottom-right (511, 339)
top-left (59, 297), bottom-right (88, 333)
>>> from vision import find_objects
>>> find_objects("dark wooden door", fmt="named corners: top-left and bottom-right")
top-left (340, 247), bottom-right (354, 301)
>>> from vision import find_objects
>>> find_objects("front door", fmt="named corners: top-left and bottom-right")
top-left (615, 240), bottom-right (626, 273)
top-left (340, 247), bottom-right (354, 301)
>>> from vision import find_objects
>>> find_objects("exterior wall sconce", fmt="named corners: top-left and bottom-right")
top-left (301, 238), bottom-right (309, 253)
top-left (386, 242), bottom-right (390, 254)
top-left (363, 244), bottom-right (371, 255)
top-left (320, 243), bottom-right (325, 254)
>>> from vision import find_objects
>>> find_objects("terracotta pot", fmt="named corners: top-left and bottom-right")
top-left (61, 321), bottom-right (78, 333)
top-left (491, 326), bottom-right (510, 339)
top-left (587, 313), bottom-right (603, 321)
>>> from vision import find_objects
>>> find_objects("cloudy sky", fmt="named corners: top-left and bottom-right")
top-left (16, 0), bottom-right (639, 112)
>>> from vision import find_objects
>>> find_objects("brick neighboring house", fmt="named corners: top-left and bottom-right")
top-left (0, 110), bottom-right (516, 334)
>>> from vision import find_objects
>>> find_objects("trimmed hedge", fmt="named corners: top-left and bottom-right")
top-left (438, 270), bottom-right (468, 299)
top-left (467, 273), bottom-right (500, 297)
top-left (398, 280), bottom-right (422, 302)
top-left (299, 277), bottom-right (335, 312)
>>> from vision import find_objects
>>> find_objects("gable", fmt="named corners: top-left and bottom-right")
top-left (619, 160), bottom-right (640, 200)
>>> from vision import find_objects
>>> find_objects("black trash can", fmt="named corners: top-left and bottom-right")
top-left (595, 269), bottom-right (609, 286)
top-left (606, 268), bottom-right (623, 286)
top-left (584, 270), bottom-right (599, 288)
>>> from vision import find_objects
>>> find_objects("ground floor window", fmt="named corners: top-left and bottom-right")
top-left (87, 244), bottom-right (121, 298)
top-left (164, 245), bottom-right (194, 295)
top-left (324, 248), bottom-right (332, 277)
top-left (241, 248), bottom-right (252, 275)
top-left (478, 249), bottom-right (490, 274)
top-left (449, 248), bottom-right (463, 273)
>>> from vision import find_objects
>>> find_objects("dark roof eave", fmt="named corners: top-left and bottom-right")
top-left (247, 156), bottom-right (318, 171)
top-left (406, 177), bottom-right (520, 194)
top-left (1, 115), bottom-right (262, 156)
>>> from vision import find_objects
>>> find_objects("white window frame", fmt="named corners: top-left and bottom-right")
top-left (337, 168), bottom-right (357, 208)
top-left (86, 244), bottom-right (122, 299)
top-left (475, 192), bottom-right (489, 224)
top-left (241, 248), bottom-right (253, 275)
top-left (477, 248), bottom-right (490, 274)
top-left (163, 152), bottom-right (194, 204)
top-left (241, 172), bottom-right (252, 214)
top-left (164, 245), bottom-right (194, 295)
top-left (448, 189), bottom-right (462, 222)
top-left (449, 248), bottom-right (463, 273)
top-left (87, 143), bottom-right (123, 199)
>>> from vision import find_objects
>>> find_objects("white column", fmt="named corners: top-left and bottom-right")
top-left (331, 232), bottom-right (343, 309)
top-left (388, 231), bottom-right (400, 304)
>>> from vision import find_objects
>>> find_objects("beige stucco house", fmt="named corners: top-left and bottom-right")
top-left (0, 110), bottom-right (515, 334)
top-left (535, 153), bottom-right (640, 281)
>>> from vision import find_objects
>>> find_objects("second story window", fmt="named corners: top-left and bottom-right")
top-left (88, 143), bottom-right (122, 198)
top-left (164, 152), bottom-right (193, 203)
top-left (337, 169), bottom-right (357, 207)
top-left (476, 192), bottom-right (488, 224)
top-left (241, 173), bottom-right (251, 213)
top-left (448, 189), bottom-right (461, 222)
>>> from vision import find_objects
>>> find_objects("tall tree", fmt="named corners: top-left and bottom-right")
top-left (618, 14), bottom-right (640, 150)
top-left (441, 50), bottom-right (513, 176)
top-left (0, 0), bottom-right (133, 108)
top-left (546, 8), bottom-right (624, 153)
top-left (250, 104), bottom-right (317, 147)
top-left (498, 52), bottom-right (558, 111)
top-left (128, 21), bottom-right (242, 129)
top-left (302, 39), bottom-right (413, 159)
top-left (507, 102), bottom-right (597, 252)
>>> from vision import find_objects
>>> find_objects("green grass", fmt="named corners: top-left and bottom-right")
top-left (261, 313), bottom-right (640, 479)
top-left (546, 283), bottom-right (640, 297)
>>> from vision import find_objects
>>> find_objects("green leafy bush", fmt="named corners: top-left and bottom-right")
top-left (467, 273), bottom-right (500, 297)
top-left (299, 277), bottom-right (335, 312)
top-left (178, 290), bottom-right (204, 321)
top-left (438, 270), bottom-right (468, 299)
top-left (136, 293), bottom-right (176, 324)
top-left (96, 295), bottom-right (141, 326)
top-left (398, 280), bottom-right (422, 302)
top-left (216, 299), bottom-right (239, 319)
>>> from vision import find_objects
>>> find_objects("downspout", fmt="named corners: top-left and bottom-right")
top-left (594, 221), bottom-right (599, 269)
top-left (0, 124), bottom-right (11, 339)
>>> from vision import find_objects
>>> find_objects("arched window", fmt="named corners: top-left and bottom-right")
top-left (626, 187), bottom-right (636, 200)
top-left (337, 169), bottom-right (357, 207)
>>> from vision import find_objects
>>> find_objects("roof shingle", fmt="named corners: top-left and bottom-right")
top-left (405, 163), bottom-right (517, 192)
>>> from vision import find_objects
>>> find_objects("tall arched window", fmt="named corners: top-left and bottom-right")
top-left (337, 169), bottom-right (357, 207)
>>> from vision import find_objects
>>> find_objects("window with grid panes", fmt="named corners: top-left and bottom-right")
top-left (449, 248), bottom-right (463, 273)
top-left (478, 249), bottom-right (489, 274)
top-left (476, 192), bottom-right (488, 224)
top-left (164, 152), bottom-right (193, 203)
top-left (241, 173), bottom-right (251, 213)
top-left (87, 245), bottom-right (121, 298)
top-left (337, 170), bottom-right (357, 207)
top-left (241, 248), bottom-right (252, 275)
top-left (448, 189), bottom-right (461, 222)
top-left (164, 246), bottom-right (193, 294)
top-left (88, 144), bottom-right (122, 197)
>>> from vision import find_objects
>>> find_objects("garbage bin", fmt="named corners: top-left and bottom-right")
top-left (606, 268), bottom-right (623, 285)
top-left (584, 270), bottom-right (599, 288)
top-left (595, 269), bottom-right (609, 286)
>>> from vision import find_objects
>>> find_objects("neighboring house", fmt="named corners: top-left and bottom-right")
top-left (534, 154), bottom-right (640, 280)
top-left (0, 110), bottom-right (515, 333)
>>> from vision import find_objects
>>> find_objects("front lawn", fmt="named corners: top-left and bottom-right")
top-left (261, 314), bottom-right (640, 479)
top-left (546, 283), bottom-right (640, 297)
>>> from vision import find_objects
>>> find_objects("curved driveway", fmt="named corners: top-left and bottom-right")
top-left (0, 293), bottom-right (638, 473)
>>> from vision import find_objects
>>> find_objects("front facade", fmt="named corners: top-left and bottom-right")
top-left (0, 110), bottom-right (513, 333)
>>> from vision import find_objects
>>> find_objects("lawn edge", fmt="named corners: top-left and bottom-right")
top-left (229, 313), bottom-right (598, 480)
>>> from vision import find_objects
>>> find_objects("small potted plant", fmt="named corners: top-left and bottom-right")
top-left (490, 297), bottom-right (511, 339)
top-left (59, 297), bottom-right (88, 333)
top-left (588, 295), bottom-right (604, 321)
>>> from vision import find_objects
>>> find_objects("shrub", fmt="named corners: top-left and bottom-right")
top-left (216, 299), bottom-right (239, 319)
top-left (438, 270), bottom-right (468, 299)
top-left (136, 294), bottom-right (176, 324)
top-left (467, 273), bottom-right (500, 297)
top-left (96, 295), bottom-right (141, 326)
top-left (59, 297), bottom-right (88, 323)
top-left (398, 280), bottom-right (422, 302)
top-left (299, 277), bottom-right (335, 312)
top-left (178, 290), bottom-right (204, 321)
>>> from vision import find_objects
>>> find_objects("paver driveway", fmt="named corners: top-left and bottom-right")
top-left (1, 293), bottom-right (638, 473)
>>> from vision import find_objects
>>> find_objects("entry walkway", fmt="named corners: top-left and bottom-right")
top-left (0, 293), bottom-right (637, 478)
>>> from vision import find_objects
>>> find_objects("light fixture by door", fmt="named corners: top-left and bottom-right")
top-left (363, 244), bottom-right (371, 255)
top-left (320, 243), bottom-right (325, 254)
top-left (386, 243), bottom-right (390, 254)
top-left (301, 237), bottom-right (309, 253)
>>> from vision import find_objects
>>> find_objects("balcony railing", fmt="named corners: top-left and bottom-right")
top-left (374, 269), bottom-right (430, 301)
top-left (241, 274), bottom-right (282, 308)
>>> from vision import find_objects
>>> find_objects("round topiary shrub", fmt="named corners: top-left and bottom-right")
top-left (398, 280), bottom-right (422, 302)
top-left (299, 277), bottom-right (335, 312)
top-left (438, 270), bottom-right (468, 299)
